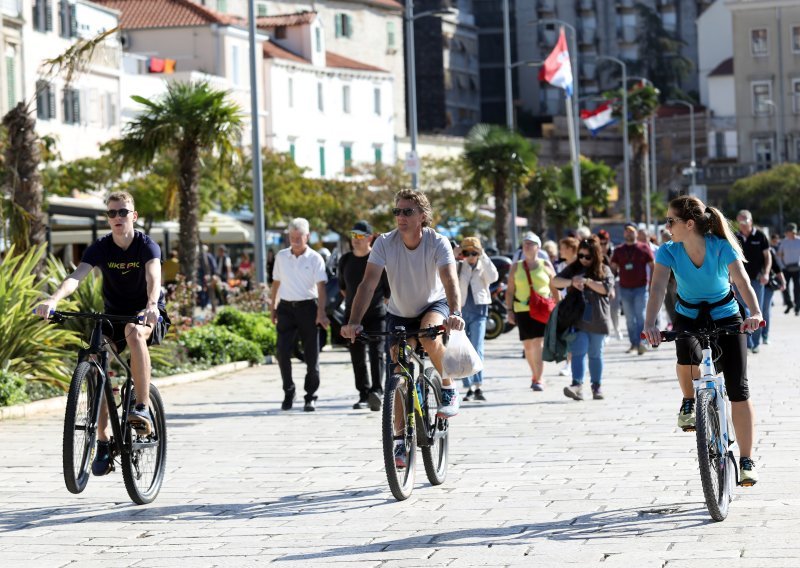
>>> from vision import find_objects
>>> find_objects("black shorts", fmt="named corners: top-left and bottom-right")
top-left (673, 313), bottom-right (749, 402)
top-left (101, 309), bottom-right (171, 353)
top-left (385, 298), bottom-right (449, 346)
top-left (515, 310), bottom-right (547, 341)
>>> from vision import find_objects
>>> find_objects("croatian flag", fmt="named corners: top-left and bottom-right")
top-left (580, 102), bottom-right (617, 136)
top-left (538, 27), bottom-right (573, 97)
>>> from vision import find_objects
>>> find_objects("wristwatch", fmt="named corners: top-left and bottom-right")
top-left (451, 310), bottom-right (462, 317)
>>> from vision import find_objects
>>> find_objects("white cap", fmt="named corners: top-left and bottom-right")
top-left (522, 231), bottom-right (541, 246)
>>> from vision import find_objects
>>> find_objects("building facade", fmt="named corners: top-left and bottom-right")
top-left (1, 0), bottom-right (24, 117)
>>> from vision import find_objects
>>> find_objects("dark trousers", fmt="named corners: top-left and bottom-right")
top-left (783, 268), bottom-right (800, 312)
top-left (348, 312), bottom-right (386, 398)
top-left (276, 300), bottom-right (320, 401)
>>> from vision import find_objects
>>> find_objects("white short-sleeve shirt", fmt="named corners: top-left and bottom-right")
top-left (273, 247), bottom-right (327, 301)
top-left (368, 228), bottom-right (454, 318)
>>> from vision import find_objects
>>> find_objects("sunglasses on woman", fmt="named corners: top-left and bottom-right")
top-left (462, 251), bottom-right (479, 257)
top-left (665, 216), bottom-right (684, 228)
top-left (106, 208), bottom-right (132, 218)
top-left (392, 207), bottom-right (418, 217)
top-left (577, 253), bottom-right (592, 260)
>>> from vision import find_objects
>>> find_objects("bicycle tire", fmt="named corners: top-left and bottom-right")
top-left (484, 310), bottom-right (504, 341)
top-left (382, 373), bottom-right (416, 501)
top-left (695, 389), bottom-right (731, 521)
top-left (421, 367), bottom-right (448, 486)
top-left (62, 361), bottom-right (100, 494)
top-left (122, 384), bottom-right (167, 505)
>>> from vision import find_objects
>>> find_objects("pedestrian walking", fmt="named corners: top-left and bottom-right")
top-left (778, 222), bottom-right (800, 315)
top-left (762, 245), bottom-right (785, 344)
top-left (269, 218), bottom-right (330, 412)
top-left (610, 223), bottom-right (655, 355)
top-left (456, 237), bottom-right (498, 402)
top-left (339, 221), bottom-right (390, 411)
top-left (197, 244), bottom-right (217, 309)
top-left (506, 232), bottom-right (558, 391)
top-left (556, 237), bottom-right (580, 376)
top-left (735, 210), bottom-right (771, 353)
top-left (552, 237), bottom-right (614, 401)
top-left (597, 230), bottom-right (622, 340)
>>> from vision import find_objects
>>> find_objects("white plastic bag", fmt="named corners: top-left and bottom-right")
top-left (441, 329), bottom-right (483, 379)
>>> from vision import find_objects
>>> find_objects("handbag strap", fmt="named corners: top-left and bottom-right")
top-left (522, 260), bottom-right (539, 299)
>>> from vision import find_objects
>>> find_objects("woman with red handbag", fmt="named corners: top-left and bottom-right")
top-left (506, 232), bottom-right (559, 391)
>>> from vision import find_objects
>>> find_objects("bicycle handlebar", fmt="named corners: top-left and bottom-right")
top-left (37, 310), bottom-right (163, 324)
top-left (641, 320), bottom-right (765, 344)
top-left (355, 324), bottom-right (447, 343)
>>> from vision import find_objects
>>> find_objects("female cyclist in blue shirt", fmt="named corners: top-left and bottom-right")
top-left (642, 195), bottom-right (763, 485)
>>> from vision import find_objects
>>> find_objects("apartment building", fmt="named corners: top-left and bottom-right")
top-left (24, 0), bottom-right (122, 161)
top-left (728, 0), bottom-right (800, 166)
top-left (259, 10), bottom-right (395, 177)
top-left (1, 0), bottom-right (24, 117)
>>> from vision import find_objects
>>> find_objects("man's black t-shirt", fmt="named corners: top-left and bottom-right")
top-left (82, 231), bottom-right (165, 313)
top-left (736, 228), bottom-right (769, 280)
top-left (338, 252), bottom-right (390, 320)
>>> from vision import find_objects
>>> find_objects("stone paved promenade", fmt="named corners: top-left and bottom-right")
top-left (1, 311), bottom-right (799, 567)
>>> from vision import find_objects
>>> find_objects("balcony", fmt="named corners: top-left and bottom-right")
top-left (580, 27), bottom-right (596, 45)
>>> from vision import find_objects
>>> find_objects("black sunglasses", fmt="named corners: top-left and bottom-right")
top-left (392, 207), bottom-right (418, 217)
top-left (106, 208), bottom-right (132, 219)
top-left (665, 216), bottom-right (683, 227)
top-left (577, 253), bottom-right (592, 260)
top-left (462, 251), bottom-right (479, 257)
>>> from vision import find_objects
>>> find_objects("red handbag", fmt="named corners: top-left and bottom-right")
top-left (523, 260), bottom-right (555, 324)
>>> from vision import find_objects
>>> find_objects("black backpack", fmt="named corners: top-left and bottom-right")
top-left (556, 290), bottom-right (586, 333)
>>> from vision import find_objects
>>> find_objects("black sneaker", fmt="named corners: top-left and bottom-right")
top-left (281, 390), bottom-right (296, 411)
top-left (127, 404), bottom-right (153, 436)
top-left (463, 388), bottom-right (475, 402)
top-left (352, 397), bottom-right (369, 410)
top-left (473, 388), bottom-right (486, 401)
top-left (92, 440), bottom-right (112, 476)
top-left (303, 397), bottom-right (317, 412)
top-left (368, 391), bottom-right (382, 412)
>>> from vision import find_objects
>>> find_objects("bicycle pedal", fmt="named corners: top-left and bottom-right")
top-left (681, 426), bottom-right (696, 432)
top-left (738, 480), bottom-right (756, 487)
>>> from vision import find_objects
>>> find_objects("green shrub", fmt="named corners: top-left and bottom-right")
top-left (0, 367), bottom-right (29, 407)
top-left (213, 307), bottom-right (277, 356)
top-left (178, 325), bottom-right (262, 365)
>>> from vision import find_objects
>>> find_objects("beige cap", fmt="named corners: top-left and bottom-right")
top-left (460, 236), bottom-right (482, 252)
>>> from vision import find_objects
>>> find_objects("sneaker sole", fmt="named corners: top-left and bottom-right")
top-left (128, 418), bottom-right (152, 436)
top-left (563, 387), bottom-right (583, 401)
top-left (739, 479), bottom-right (757, 487)
top-left (680, 425), bottom-right (696, 432)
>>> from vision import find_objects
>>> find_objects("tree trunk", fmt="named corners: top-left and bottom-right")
top-left (2, 102), bottom-right (46, 259)
top-left (177, 141), bottom-right (201, 285)
top-left (494, 178), bottom-right (509, 254)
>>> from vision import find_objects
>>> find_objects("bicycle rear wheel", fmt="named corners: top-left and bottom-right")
top-left (421, 367), bottom-right (448, 486)
top-left (695, 389), bottom-right (731, 521)
top-left (122, 384), bottom-right (167, 505)
top-left (63, 361), bottom-right (100, 494)
top-left (382, 373), bottom-right (416, 501)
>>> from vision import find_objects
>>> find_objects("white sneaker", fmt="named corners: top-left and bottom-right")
top-left (437, 387), bottom-right (460, 418)
top-left (558, 366), bottom-right (570, 377)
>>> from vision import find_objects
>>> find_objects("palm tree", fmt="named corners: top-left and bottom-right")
top-left (463, 125), bottom-right (536, 253)
top-left (114, 81), bottom-right (243, 279)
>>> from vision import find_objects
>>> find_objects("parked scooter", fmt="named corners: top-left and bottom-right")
top-left (485, 256), bottom-right (515, 340)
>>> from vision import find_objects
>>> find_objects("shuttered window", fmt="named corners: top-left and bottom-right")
top-left (36, 80), bottom-right (57, 120)
top-left (63, 87), bottom-right (81, 124)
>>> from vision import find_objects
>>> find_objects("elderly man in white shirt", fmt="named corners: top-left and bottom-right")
top-left (270, 218), bottom-right (330, 412)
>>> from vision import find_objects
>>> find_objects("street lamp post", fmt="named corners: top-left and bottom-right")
top-left (595, 55), bottom-right (630, 222)
top-left (405, 5), bottom-right (454, 189)
top-left (247, 0), bottom-right (266, 285)
top-left (667, 99), bottom-right (696, 190)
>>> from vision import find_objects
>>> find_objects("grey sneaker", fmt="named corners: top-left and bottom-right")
top-left (437, 387), bottom-right (460, 418)
top-left (563, 384), bottom-right (583, 401)
top-left (368, 391), bottom-right (382, 412)
top-left (127, 404), bottom-right (153, 436)
top-left (591, 384), bottom-right (604, 400)
top-left (678, 398), bottom-right (696, 431)
top-left (739, 457), bottom-right (758, 486)
top-left (473, 388), bottom-right (486, 401)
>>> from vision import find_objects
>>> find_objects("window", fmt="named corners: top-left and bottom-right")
top-left (103, 92), bottom-right (117, 127)
top-left (794, 25), bottom-right (800, 53)
top-left (36, 80), bottom-right (56, 120)
top-left (315, 28), bottom-right (322, 53)
top-left (59, 0), bottom-right (76, 39)
top-left (256, 1), bottom-right (268, 17)
top-left (335, 14), bottom-right (353, 38)
top-left (752, 81), bottom-right (772, 115)
top-left (794, 79), bottom-right (800, 114)
top-left (319, 144), bottom-right (326, 176)
top-left (373, 87), bottom-right (381, 116)
top-left (387, 21), bottom-right (396, 48)
top-left (374, 145), bottom-right (383, 165)
top-left (275, 26), bottom-right (287, 40)
top-left (714, 131), bottom-right (726, 159)
top-left (317, 82), bottom-right (324, 112)
top-left (342, 85), bottom-right (350, 113)
top-left (231, 45), bottom-right (241, 85)
top-left (343, 144), bottom-right (352, 176)
top-left (32, 0), bottom-right (54, 32)
top-left (288, 77), bottom-right (294, 108)
top-left (63, 87), bottom-right (80, 124)
top-left (288, 139), bottom-right (296, 161)
top-left (753, 138), bottom-right (773, 165)
top-left (751, 28), bottom-right (768, 56)
top-left (5, 45), bottom-right (17, 109)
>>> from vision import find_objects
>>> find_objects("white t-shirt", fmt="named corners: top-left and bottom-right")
top-left (368, 228), bottom-right (454, 318)
top-left (273, 247), bottom-right (327, 302)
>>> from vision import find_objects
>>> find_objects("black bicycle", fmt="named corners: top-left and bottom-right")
top-left (357, 325), bottom-right (449, 501)
top-left (50, 310), bottom-right (167, 505)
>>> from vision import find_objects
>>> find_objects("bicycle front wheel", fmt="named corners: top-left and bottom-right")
top-left (421, 367), bottom-right (448, 486)
top-left (382, 373), bottom-right (416, 501)
top-left (63, 361), bottom-right (100, 494)
top-left (695, 389), bottom-right (731, 521)
top-left (122, 384), bottom-right (167, 505)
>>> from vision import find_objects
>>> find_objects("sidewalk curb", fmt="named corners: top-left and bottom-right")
top-left (0, 361), bottom-right (254, 423)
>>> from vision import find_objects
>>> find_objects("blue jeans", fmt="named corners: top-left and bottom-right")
top-left (762, 285), bottom-right (775, 341)
top-left (461, 305), bottom-right (488, 388)
top-left (570, 330), bottom-right (606, 386)
top-left (619, 285), bottom-right (648, 347)
top-left (735, 279), bottom-right (764, 348)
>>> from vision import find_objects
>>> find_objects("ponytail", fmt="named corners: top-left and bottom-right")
top-left (705, 206), bottom-right (744, 259)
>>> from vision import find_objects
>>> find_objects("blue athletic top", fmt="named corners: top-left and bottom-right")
top-left (655, 235), bottom-right (741, 320)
